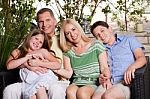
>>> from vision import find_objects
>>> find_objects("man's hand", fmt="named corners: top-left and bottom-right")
top-left (28, 66), bottom-right (48, 74)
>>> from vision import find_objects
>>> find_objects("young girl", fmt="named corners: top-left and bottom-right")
top-left (53, 18), bottom-right (111, 99)
top-left (6, 29), bottom-right (61, 99)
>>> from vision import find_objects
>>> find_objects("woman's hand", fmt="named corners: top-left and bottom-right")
top-left (99, 73), bottom-right (110, 84)
top-left (100, 68), bottom-right (111, 83)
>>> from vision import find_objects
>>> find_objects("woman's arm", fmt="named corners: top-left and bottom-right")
top-left (6, 49), bottom-right (32, 70)
top-left (99, 51), bottom-right (111, 77)
top-left (98, 51), bottom-right (111, 88)
top-left (53, 55), bottom-right (73, 79)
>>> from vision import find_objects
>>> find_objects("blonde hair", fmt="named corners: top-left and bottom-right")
top-left (60, 18), bottom-right (91, 52)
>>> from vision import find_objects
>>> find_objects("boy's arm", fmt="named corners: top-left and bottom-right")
top-left (124, 48), bottom-right (147, 85)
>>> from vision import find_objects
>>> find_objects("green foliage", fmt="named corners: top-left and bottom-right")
top-left (102, 5), bottom-right (111, 14)
top-left (39, 0), bottom-right (101, 22)
top-left (102, 0), bottom-right (149, 31)
top-left (0, 0), bottom-right (36, 70)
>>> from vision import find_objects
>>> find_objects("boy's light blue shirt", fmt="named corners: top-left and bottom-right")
top-left (105, 34), bottom-right (144, 84)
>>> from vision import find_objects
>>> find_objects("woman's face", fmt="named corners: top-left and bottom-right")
top-left (29, 34), bottom-right (44, 51)
top-left (64, 23), bottom-right (81, 44)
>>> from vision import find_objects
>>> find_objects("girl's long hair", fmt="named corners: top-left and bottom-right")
top-left (18, 29), bottom-right (51, 58)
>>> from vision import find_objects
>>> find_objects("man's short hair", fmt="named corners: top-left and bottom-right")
top-left (36, 8), bottom-right (55, 22)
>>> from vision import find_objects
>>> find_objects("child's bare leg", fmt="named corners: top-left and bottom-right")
top-left (36, 87), bottom-right (48, 99)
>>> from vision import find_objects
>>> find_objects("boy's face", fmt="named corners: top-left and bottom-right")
top-left (93, 25), bottom-right (112, 44)
top-left (37, 12), bottom-right (56, 37)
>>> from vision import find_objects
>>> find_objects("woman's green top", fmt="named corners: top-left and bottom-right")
top-left (64, 40), bottom-right (105, 85)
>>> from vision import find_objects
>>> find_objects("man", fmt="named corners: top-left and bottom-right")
top-left (3, 8), bottom-right (69, 99)
top-left (90, 21), bottom-right (147, 99)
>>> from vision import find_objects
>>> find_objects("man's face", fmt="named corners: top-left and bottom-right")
top-left (93, 25), bottom-right (112, 44)
top-left (37, 12), bottom-right (56, 37)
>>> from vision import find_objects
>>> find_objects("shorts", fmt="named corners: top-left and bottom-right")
top-left (72, 83), bottom-right (98, 90)
top-left (96, 83), bottom-right (130, 99)
top-left (115, 83), bottom-right (130, 99)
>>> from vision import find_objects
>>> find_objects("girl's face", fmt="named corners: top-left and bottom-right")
top-left (93, 25), bottom-right (112, 44)
top-left (64, 23), bottom-right (81, 44)
top-left (29, 34), bottom-right (44, 51)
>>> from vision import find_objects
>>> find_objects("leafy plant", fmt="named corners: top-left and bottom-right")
top-left (38, 0), bottom-right (101, 27)
top-left (101, 0), bottom-right (149, 31)
top-left (0, 0), bottom-right (36, 70)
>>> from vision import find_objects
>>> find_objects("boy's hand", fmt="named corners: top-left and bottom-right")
top-left (103, 79), bottom-right (112, 89)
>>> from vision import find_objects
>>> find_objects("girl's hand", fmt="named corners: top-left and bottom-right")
top-left (27, 58), bottom-right (41, 67)
top-left (25, 54), bottom-right (33, 60)
top-left (32, 53), bottom-right (45, 60)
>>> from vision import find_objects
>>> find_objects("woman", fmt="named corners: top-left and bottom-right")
top-left (54, 18), bottom-right (111, 99)
top-left (6, 29), bottom-right (61, 99)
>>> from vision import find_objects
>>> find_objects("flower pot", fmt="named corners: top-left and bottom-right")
top-left (135, 23), bottom-right (144, 33)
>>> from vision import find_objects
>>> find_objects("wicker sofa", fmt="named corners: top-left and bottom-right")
top-left (130, 56), bottom-right (150, 99)
top-left (0, 57), bottom-right (150, 99)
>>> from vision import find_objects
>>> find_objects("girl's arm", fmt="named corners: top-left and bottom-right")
top-left (53, 55), bottom-right (73, 79)
top-left (6, 49), bottom-right (32, 70)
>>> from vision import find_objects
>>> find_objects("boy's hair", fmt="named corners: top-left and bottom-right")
top-left (90, 21), bottom-right (109, 33)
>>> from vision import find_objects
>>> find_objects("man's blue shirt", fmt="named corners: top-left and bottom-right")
top-left (105, 34), bottom-right (144, 84)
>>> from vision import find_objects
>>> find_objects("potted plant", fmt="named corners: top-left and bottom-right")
top-left (0, 0), bottom-right (36, 98)
top-left (128, 15), bottom-right (148, 33)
